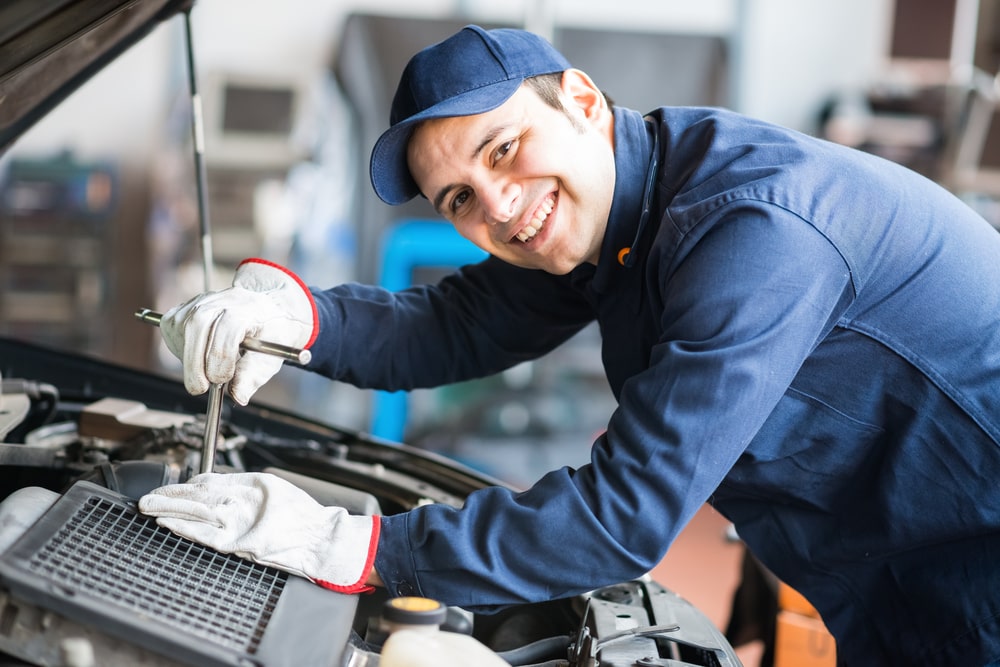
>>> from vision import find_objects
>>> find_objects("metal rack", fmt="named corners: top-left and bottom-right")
top-left (0, 154), bottom-right (118, 357)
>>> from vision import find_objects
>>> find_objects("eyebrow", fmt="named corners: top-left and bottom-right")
top-left (472, 125), bottom-right (507, 161)
top-left (430, 124), bottom-right (510, 214)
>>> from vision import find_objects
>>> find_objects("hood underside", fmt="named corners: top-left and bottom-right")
top-left (0, 0), bottom-right (193, 154)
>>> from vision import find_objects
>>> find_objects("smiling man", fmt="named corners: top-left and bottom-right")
top-left (404, 67), bottom-right (616, 273)
top-left (141, 25), bottom-right (1000, 666)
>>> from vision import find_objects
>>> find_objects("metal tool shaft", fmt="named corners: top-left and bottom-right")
top-left (136, 306), bottom-right (311, 475)
top-left (134, 308), bottom-right (312, 365)
top-left (201, 383), bottom-right (224, 474)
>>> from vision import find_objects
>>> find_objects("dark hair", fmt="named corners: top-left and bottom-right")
top-left (524, 72), bottom-right (616, 111)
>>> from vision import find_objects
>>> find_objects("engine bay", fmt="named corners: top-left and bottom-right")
top-left (0, 337), bottom-right (740, 667)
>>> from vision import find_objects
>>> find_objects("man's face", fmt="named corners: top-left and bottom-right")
top-left (406, 71), bottom-right (616, 274)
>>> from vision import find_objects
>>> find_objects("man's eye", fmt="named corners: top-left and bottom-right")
top-left (493, 141), bottom-right (513, 163)
top-left (451, 190), bottom-right (471, 213)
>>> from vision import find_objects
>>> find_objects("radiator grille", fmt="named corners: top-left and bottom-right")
top-left (25, 494), bottom-right (286, 654)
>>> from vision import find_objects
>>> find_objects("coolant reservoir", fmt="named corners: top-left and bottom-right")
top-left (381, 627), bottom-right (509, 667)
top-left (376, 597), bottom-right (508, 667)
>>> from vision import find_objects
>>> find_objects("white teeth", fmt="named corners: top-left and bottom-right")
top-left (515, 196), bottom-right (555, 243)
top-left (516, 224), bottom-right (538, 242)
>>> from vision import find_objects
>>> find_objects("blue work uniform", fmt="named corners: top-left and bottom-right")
top-left (308, 105), bottom-right (1000, 665)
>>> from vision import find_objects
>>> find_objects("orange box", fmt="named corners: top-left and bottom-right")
top-left (774, 610), bottom-right (837, 667)
top-left (778, 581), bottom-right (821, 618)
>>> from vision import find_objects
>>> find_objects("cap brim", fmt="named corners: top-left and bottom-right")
top-left (370, 78), bottom-right (523, 206)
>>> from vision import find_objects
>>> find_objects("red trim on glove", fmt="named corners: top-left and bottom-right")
top-left (314, 516), bottom-right (382, 595)
top-left (238, 258), bottom-right (320, 349)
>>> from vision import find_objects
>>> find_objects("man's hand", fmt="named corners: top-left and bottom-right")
top-left (160, 258), bottom-right (318, 405)
top-left (138, 472), bottom-right (380, 594)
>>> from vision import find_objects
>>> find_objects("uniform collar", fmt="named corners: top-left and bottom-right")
top-left (588, 107), bottom-right (658, 294)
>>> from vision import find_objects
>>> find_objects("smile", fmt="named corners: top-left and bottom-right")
top-left (515, 193), bottom-right (556, 243)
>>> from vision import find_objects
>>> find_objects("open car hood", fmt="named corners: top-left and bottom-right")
top-left (0, 0), bottom-right (192, 153)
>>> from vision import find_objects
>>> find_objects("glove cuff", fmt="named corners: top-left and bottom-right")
top-left (236, 258), bottom-right (320, 349)
top-left (314, 515), bottom-right (381, 595)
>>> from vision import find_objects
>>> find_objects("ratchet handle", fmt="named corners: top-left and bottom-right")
top-left (134, 308), bottom-right (312, 365)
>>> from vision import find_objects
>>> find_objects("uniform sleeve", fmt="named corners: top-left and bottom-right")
top-left (374, 205), bottom-right (855, 611)
top-left (303, 257), bottom-right (594, 390)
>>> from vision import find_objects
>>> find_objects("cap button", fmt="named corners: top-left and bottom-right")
top-left (383, 597), bottom-right (447, 626)
top-left (617, 247), bottom-right (631, 266)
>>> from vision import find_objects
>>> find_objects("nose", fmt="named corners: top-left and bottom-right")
top-left (479, 178), bottom-right (519, 225)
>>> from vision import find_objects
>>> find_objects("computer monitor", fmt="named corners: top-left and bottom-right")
top-left (201, 71), bottom-right (309, 169)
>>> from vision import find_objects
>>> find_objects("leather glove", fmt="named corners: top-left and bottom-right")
top-left (138, 472), bottom-right (380, 594)
top-left (161, 258), bottom-right (318, 405)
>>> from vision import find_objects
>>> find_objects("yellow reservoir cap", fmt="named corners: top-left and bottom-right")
top-left (384, 597), bottom-right (447, 626)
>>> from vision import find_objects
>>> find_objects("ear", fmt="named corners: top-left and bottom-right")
top-left (560, 68), bottom-right (610, 124)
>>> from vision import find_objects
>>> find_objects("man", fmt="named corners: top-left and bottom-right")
top-left (139, 25), bottom-right (1000, 665)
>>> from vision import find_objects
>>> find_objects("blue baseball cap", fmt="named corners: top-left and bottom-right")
top-left (369, 25), bottom-right (571, 206)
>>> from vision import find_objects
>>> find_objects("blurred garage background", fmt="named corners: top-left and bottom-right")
top-left (1, 3), bottom-right (996, 662)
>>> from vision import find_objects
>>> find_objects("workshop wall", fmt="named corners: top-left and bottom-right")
top-left (7, 0), bottom-right (891, 165)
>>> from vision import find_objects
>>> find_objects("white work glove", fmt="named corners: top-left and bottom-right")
top-left (138, 472), bottom-right (381, 594)
top-left (161, 258), bottom-right (317, 405)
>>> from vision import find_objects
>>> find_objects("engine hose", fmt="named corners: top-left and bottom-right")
top-left (1, 379), bottom-right (60, 423)
top-left (495, 635), bottom-right (571, 666)
top-left (1, 379), bottom-right (59, 404)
